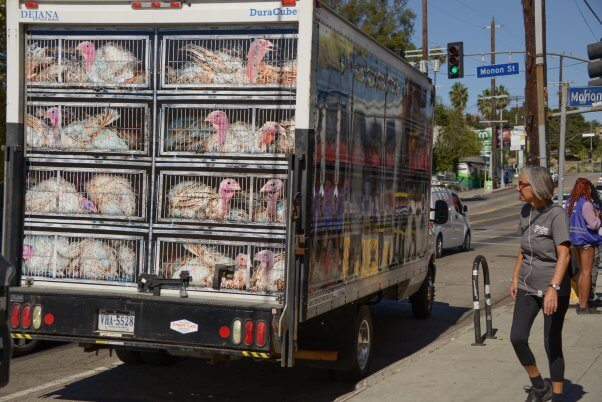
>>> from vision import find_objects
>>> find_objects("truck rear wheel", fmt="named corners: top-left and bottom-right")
top-left (139, 350), bottom-right (176, 366)
top-left (410, 265), bottom-right (435, 319)
top-left (11, 338), bottom-right (41, 357)
top-left (115, 349), bottom-right (144, 365)
top-left (348, 305), bottom-right (373, 379)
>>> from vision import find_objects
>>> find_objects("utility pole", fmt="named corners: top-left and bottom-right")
top-left (486, 17), bottom-right (500, 188)
top-left (422, 0), bottom-right (428, 73)
top-left (535, 0), bottom-right (547, 168)
top-left (558, 55), bottom-right (563, 110)
top-left (557, 83), bottom-right (567, 205)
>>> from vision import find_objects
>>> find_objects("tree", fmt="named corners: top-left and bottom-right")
top-left (449, 82), bottom-right (468, 111)
top-left (325, 0), bottom-right (416, 56)
top-left (433, 109), bottom-right (482, 173)
top-left (477, 85), bottom-right (510, 118)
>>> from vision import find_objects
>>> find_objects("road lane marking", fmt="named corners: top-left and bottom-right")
top-left (471, 212), bottom-right (517, 224)
top-left (472, 234), bottom-right (521, 239)
top-left (469, 204), bottom-right (521, 217)
top-left (0, 362), bottom-right (121, 401)
top-left (473, 241), bottom-right (519, 246)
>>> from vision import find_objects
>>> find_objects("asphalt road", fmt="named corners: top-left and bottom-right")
top-left (1, 175), bottom-right (598, 401)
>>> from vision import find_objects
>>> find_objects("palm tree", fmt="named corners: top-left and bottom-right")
top-left (477, 85), bottom-right (510, 118)
top-left (449, 83), bottom-right (469, 111)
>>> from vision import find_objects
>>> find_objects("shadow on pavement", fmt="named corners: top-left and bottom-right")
top-left (40, 301), bottom-right (469, 402)
top-left (563, 379), bottom-right (585, 401)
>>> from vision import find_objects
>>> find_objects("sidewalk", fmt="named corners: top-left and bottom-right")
top-left (341, 297), bottom-right (602, 402)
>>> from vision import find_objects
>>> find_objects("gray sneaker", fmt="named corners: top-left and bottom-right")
top-left (524, 381), bottom-right (552, 401)
top-left (576, 306), bottom-right (601, 314)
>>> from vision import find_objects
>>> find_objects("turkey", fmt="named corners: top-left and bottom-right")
top-left (172, 244), bottom-right (234, 288)
top-left (246, 39), bottom-right (274, 86)
top-left (26, 43), bottom-right (55, 82)
top-left (26, 177), bottom-right (98, 215)
top-left (44, 107), bottom-right (123, 150)
top-left (255, 61), bottom-right (297, 86)
top-left (116, 244), bottom-right (137, 280)
top-left (257, 120), bottom-right (295, 154)
top-left (164, 116), bottom-right (210, 152)
top-left (167, 178), bottom-right (244, 221)
top-left (220, 253), bottom-right (251, 290)
top-left (26, 114), bottom-right (58, 149)
top-left (202, 110), bottom-right (259, 153)
top-left (88, 128), bottom-right (129, 152)
top-left (22, 235), bottom-right (80, 278)
top-left (169, 43), bottom-right (247, 84)
top-left (67, 239), bottom-right (119, 280)
top-left (253, 179), bottom-right (286, 223)
top-left (85, 174), bottom-right (137, 217)
top-left (250, 250), bottom-right (285, 293)
top-left (72, 41), bottom-right (141, 84)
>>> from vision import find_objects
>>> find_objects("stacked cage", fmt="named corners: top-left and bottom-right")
top-left (24, 32), bottom-right (152, 285)
top-left (154, 30), bottom-right (297, 295)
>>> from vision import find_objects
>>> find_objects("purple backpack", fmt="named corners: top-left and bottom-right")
top-left (568, 197), bottom-right (602, 247)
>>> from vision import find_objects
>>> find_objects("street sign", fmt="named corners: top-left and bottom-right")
top-left (582, 133), bottom-right (595, 137)
top-left (476, 62), bottom-right (519, 78)
top-left (568, 86), bottom-right (602, 107)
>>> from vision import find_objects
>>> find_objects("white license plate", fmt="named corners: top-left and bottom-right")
top-left (98, 312), bottom-right (135, 333)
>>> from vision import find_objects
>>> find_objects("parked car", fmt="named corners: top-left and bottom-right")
top-left (551, 193), bottom-right (570, 209)
top-left (430, 186), bottom-right (471, 258)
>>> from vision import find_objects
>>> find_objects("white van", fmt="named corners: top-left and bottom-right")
top-left (430, 186), bottom-right (471, 258)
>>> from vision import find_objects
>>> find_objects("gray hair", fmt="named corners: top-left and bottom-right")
top-left (523, 166), bottom-right (554, 201)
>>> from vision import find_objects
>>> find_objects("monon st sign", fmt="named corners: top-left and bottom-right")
top-left (568, 86), bottom-right (602, 107)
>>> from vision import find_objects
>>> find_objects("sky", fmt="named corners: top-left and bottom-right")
top-left (406, 0), bottom-right (602, 123)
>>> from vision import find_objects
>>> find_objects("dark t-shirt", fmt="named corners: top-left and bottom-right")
top-left (517, 203), bottom-right (571, 297)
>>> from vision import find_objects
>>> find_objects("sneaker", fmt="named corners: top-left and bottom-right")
top-left (524, 382), bottom-right (552, 401)
top-left (576, 306), bottom-right (601, 314)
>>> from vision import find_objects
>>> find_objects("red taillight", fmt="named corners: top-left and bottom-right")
top-left (10, 304), bottom-right (21, 329)
top-left (282, 0), bottom-right (296, 6)
top-left (21, 305), bottom-right (32, 329)
top-left (219, 325), bottom-right (230, 339)
top-left (44, 313), bottom-right (55, 326)
top-left (151, 1), bottom-right (161, 7)
top-left (255, 321), bottom-right (267, 347)
top-left (131, 1), bottom-right (142, 8)
top-left (244, 320), bottom-right (254, 346)
top-left (170, 1), bottom-right (182, 7)
top-left (25, 2), bottom-right (39, 9)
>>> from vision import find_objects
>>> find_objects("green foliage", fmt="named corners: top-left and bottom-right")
top-left (477, 85), bottom-right (510, 118)
top-left (449, 82), bottom-right (468, 111)
top-left (548, 108), bottom-right (599, 159)
top-left (325, 0), bottom-right (416, 56)
top-left (433, 109), bottom-right (482, 173)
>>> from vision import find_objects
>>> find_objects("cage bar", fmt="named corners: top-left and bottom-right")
top-left (22, 231), bottom-right (144, 283)
top-left (25, 167), bottom-right (147, 221)
top-left (26, 102), bottom-right (149, 155)
top-left (26, 35), bottom-right (149, 88)
top-left (161, 34), bottom-right (298, 88)
top-left (155, 238), bottom-right (285, 294)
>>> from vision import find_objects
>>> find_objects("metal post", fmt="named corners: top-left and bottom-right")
top-left (490, 17), bottom-right (498, 188)
top-left (557, 83), bottom-right (567, 205)
top-left (535, 0), bottom-right (547, 167)
top-left (472, 255), bottom-right (496, 346)
top-left (591, 136), bottom-right (594, 173)
top-left (422, 0), bottom-right (428, 74)
top-left (500, 107), bottom-right (505, 189)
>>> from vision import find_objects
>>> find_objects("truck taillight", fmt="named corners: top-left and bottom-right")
top-left (21, 305), bottom-right (32, 329)
top-left (232, 320), bottom-right (242, 345)
top-left (151, 1), bottom-right (161, 7)
top-left (244, 320), bottom-right (254, 346)
top-left (255, 321), bottom-right (267, 347)
top-left (25, 2), bottom-right (39, 9)
top-left (44, 313), bottom-right (55, 326)
top-left (282, 0), bottom-right (296, 6)
top-left (132, 1), bottom-right (142, 8)
top-left (219, 325), bottom-right (230, 339)
top-left (10, 304), bottom-right (21, 329)
top-left (170, 1), bottom-right (182, 7)
top-left (32, 305), bottom-right (43, 330)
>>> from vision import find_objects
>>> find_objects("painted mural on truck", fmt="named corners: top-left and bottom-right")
top-left (309, 25), bottom-right (433, 294)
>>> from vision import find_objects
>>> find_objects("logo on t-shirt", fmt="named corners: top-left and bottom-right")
top-left (534, 225), bottom-right (549, 235)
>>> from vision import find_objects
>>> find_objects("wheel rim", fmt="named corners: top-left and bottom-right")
top-left (437, 237), bottom-right (442, 255)
top-left (357, 319), bottom-right (371, 371)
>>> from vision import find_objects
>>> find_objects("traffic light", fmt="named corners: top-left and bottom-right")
top-left (447, 42), bottom-right (464, 79)
top-left (587, 40), bottom-right (602, 86)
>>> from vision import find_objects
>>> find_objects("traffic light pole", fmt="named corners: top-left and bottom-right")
top-left (488, 17), bottom-right (498, 188)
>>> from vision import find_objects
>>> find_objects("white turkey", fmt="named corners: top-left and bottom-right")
top-left (250, 250), bottom-right (285, 293)
top-left (202, 110), bottom-right (258, 153)
top-left (26, 43), bottom-right (55, 82)
top-left (257, 120), bottom-right (296, 154)
top-left (167, 178), bottom-right (244, 221)
top-left (26, 114), bottom-right (58, 149)
top-left (67, 239), bottom-right (119, 280)
top-left (172, 244), bottom-right (234, 288)
top-left (164, 116), bottom-right (210, 152)
top-left (22, 235), bottom-right (79, 278)
top-left (170, 44), bottom-right (246, 84)
top-left (253, 179), bottom-right (286, 223)
top-left (116, 244), bottom-right (137, 280)
top-left (25, 177), bottom-right (98, 215)
top-left (220, 253), bottom-right (251, 290)
top-left (85, 174), bottom-right (137, 217)
top-left (72, 41), bottom-right (141, 84)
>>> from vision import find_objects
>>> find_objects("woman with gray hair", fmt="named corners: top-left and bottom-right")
top-left (510, 166), bottom-right (571, 402)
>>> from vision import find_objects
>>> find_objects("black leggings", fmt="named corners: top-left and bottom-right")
top-left (510, 289), bottom-right (570, 382)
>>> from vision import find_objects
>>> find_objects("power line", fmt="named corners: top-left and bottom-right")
top-left (574, 0), bottom-right (599, 40)
top-left (583, 0), bottom-right (602, 24)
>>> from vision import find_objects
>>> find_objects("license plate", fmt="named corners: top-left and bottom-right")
top-left (98, 311), bottom-right (135, 333)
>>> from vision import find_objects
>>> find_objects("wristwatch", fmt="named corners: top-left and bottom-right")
top-left (549, 283), bottom-right (561, 291)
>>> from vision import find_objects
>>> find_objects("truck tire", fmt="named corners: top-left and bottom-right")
top-left (460, 231), bottom-right (471, 252)
top-left (139, 350), bottom-right (176, 366)
top-left (115, 349), bottom-right (144, 365)
top-left (411, 265), bottom-right (435, 319)
top-left (348, 305), bottom-right (373, 379)
top-left (11, 337), bottom-right (41, 357)
top-left (435, 235), bottom-right (443, 258)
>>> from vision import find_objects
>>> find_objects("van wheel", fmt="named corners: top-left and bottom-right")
top-left (411, 265), bottom-right (435, 319)
top-left (346, 305), bottom-right (373, 380)
top-left (460, 231), bottom-right (471, 252)
top-left (115, 349), bottom-right (144, 365)
top-left (139, 350), bottom-right (176, 366)
top-left (435, 235), bottom-right (443, 258)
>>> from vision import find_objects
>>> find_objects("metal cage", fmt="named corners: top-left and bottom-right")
top-left (25, 166), bottom-right (147, 221)
top-left (26, 35), bottom-right (150, 89)
top-left (160, 104), bottom-right (295, 156)
top-left (161, 34), bottom-right (298, 89)
top-left (155, 237), bottom-right (285, 294)
top-left (22, 230), bottom-right (144, 284)
top-left (157, 170), bottom-right (288, 225)
top-left (26, 101), bottom-right (150, 156)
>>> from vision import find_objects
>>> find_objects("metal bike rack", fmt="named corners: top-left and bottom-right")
top-left (472, 255), bottom-right (497, 346)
